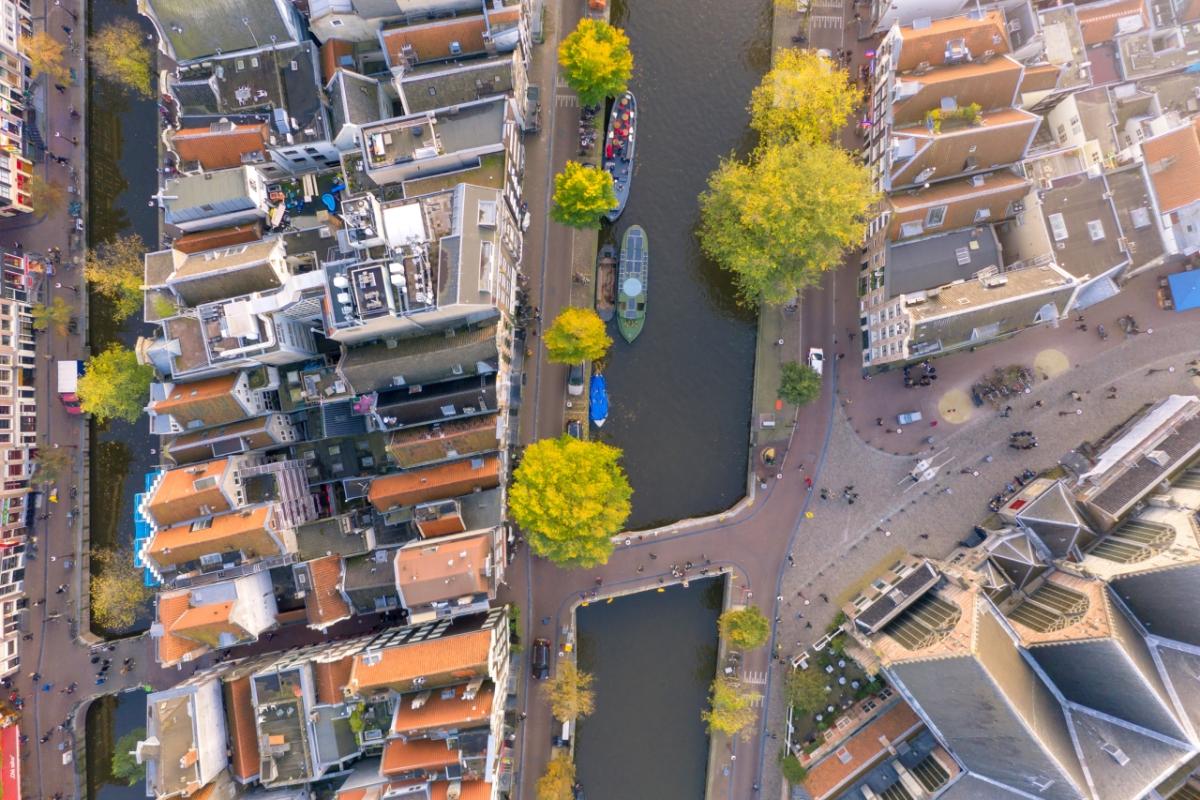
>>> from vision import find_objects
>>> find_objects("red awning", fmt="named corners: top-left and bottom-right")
top-left (0, 723), bottom-right (20, 799)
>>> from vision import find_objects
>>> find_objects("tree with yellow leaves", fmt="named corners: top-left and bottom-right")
top-left (750, 48), bottom-right (857, 148)
top-left (85, 234), bottom-right (147, 321)
top-left (536, 750), bottom-right (576, 800)
top-left (22, 31), bottom-right (70, 85)
top-left (545, 307), bottom-right (612, 363)
top-left (541, 661), bottom-right (596, 723)
top-left (551, 161), bottom-right (617, 229)
top-left (90, 20), bottom-right (154, 97)
top-left (558, 19), bottom-right (633, 107)
top-left (702, 676), bottom-right (760, 740)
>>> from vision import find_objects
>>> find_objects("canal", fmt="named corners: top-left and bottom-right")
top-left (86, 0), bottom-right (159, 636)
top-left (596, 0), bottom-right (769, 529)
top-left (85, 692), bottom-right (146, 800)
top-left (575, 578), bottom-right (723, 798)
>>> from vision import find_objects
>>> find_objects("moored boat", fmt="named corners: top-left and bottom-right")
top-left (589, 373), bottom-right (609, 427)
top-left (617, 225), bottom-right (647, 343)
top-left (595, 244), bottom-right (616, 322)
top-left (602, 92), bottom-right (636, 223)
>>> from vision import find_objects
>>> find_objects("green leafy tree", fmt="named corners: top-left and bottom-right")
top-left (537, 750), bottom-right (576, 800)
top-left (31, 297), bottom-right (71, 336)
top-left (702, 676), bottom-right (759, 740)
top-left (91, 547), bottom-right (153, 631)
top-left (78, 344), bottom-right (154, 424)
top-left (557, 19), bottom-right (633, 107)
top-left (541, 661), bottom-right (596, 723)
top-left (551, 162), bottom-right (617, 228)
top-left (112, 728), bottom-right (146, 785)
top-left (698, 141), bottom-right (876, 305)
top-left (86, 234), bottom-right (147, 322)
top-left (509, 436), bottom-right (632, 567)
top-left (28, 173), bottom-right (65, 215)
top-left (719, 606), bottom-right (770, 650)
top-left (545, 307), bottom-right (612, 363)
top-left (778, 361), bottom-right (822, 406)
top-left (32, 444), bottom-right (73, 485)
top-left (23, 31), bottom-right (70, 85)
top-left (780, 750), bottom-right (808, 785)
top-left (785, 666), bottom-right (829, 714)
top-left (90, 20), bottom-right (154, 97)
top-left (750, 49), bottom-right (857, 147)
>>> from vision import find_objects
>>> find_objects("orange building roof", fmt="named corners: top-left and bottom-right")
top-left (172, 223), bottom-right (264, 255)
top-left (225, 675), bottom-right (260, 782)
top-left (305, 555), bottom-right (352, 630)
top-left (392, 685), bottom-right (494, 734)
top-left (896, 11), bottom-right (1009, 72)
top-left (172, 123), bottom-right (269, 170)
top-left (380, 738), bottom-right (460, 776)
top-left (314, 656), bottom-right (354, 705)
top-left (1077, 0), bottom-right (1147, 45)
top-left (148, 507), bottom-right (278, 569)
top-left (1019, 63), bottom-right (1062, 94)
top-left (349, 629), bottom-right (491, 692)
top-left (803, 701), bottom-right (923, 800)
top-left (382, 15), bottom-right (490, 67)
top-left (152, 373), bottom-right (240, 415)
top-left (1142, 119), bottom-right (1200, 214)
top-left (320, 39), bottom-right (354, 82)
top-left (368, 456), bottom-right (500, 512)
top-left (394, 532), bottom-right (492, 608)
top-left (145, 459), bottom-right (233, 526)
top-left (431, 781), bottom-right (491, 800)
top-left (156, 592), bottom-right (206, 666)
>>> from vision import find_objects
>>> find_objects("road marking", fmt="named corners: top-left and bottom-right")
top-left (742, 670), bottom-right (768, 685)
top-left (749, 694), bottom-right (764, 708)
top-left (556, 94), bottom-right (578, 108)
top-left (811, 14), bottom-right (844, 28)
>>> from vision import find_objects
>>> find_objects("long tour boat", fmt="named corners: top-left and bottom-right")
top-left (602, 92), bottom-right (636, 223)
top-left (617, 225), bottom-right (648, 343)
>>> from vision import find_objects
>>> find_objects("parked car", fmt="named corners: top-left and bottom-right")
top-left (808, 347), bottom-right (825, 375)
top-left (567, 363), bottom-right (584, 396)
top-left (566, 419), bottom-right (583, 439)
top-left (531, 638), bottom-right (550, 680)
top-left (897, 410), bottom-right (923, 425)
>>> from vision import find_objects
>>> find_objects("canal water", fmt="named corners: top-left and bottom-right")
top-left (575, 579), bottom-right (723, 798)
top-left (86, 0), bottom-right (159, 636)
top-left (596, 0), bottom-right (769, 529)
top-left (85, 692), bottom-right (147, 800)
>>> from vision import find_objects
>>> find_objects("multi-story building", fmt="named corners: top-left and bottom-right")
top-left (0, 0), bottom-right (32, 218)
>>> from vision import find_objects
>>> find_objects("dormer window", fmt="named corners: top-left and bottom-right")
top-left (449, 41), bottom-right (462, 56)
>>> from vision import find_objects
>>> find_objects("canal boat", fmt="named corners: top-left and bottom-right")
top-left (594, 244), bottom-right (616, 322)
top-left (589, 373), bottom-right (609, 427)
top-left (602, 92), bottom-right (636, 223)
top-left (617, 225), bottom-right (648, 343)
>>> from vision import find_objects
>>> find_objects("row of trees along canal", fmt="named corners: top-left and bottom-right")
top-left (529, 20), bottom-right (873, 799)
top-left (20, 21), bottom-right (158, 636)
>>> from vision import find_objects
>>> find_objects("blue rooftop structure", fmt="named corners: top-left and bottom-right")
top-left (1167, 270), bottom-right (1200, 312)
top-left (133, 470), bottom-right (163, 588)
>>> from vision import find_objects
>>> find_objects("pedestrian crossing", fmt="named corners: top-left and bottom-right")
top-left (742, 669), bottom-right (768, 685)
top-left (810, 14), bottom-right (844, 28)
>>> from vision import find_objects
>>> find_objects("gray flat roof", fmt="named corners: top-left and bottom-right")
top-left (886, 228), bottom-right (1002, 297)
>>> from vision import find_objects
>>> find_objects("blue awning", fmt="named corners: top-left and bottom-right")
top-left (1167, 270), bottom-right (1200, 311)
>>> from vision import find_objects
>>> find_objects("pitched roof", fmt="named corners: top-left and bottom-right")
top-left (1142, 120), bottom-right (1200, 213)
top-left (380, 738), bottom-right (460, 775)
top-left (368, 456), bottom-right (500, 512)
top-left (145, 459), bottom-right (233, 526)
top-left (172, 223), bottom-right (264, 255)
top-left (156, 592), bottom-right (207, 666)
top-left (387, 416), bottom-right (499, 469)
top-left (145, 0), bottom-right (296, 63)
top-left (148, 507), bottom-right (278, 569)
top-left (224, 676), bottom-right (261, 782)
top-left (891, 108), bottom-right (1039, 189)
top-left (394, 531), bottom-right (493, 609)
top-left (337, 321), bottom-right (499, 394)
top-left (313, 656), bottom-right (354, 705)
top-left (392, 684), bottom-right (494, 735)
top-left (430, 781), bottom-right (491, 800)
top-left (320, 39), bottom-right (354, 83)
top-left (348, 628), bottom-right (492, 692)
top-left (896, 11), bottom-right (1010, 72)
top-left (1077, 0), bottom-right (1148, 45)
top-left (803, 701), bottom-right (924, 800)
top-left (304, 555), bottom-right (353, 630)
top-left (1019, 63), bottom-right (1062, 94)
top-left (892, 56), bottom-right (1023, 126)
top-left (172, 123), bottom-right (270, 170)
top-left (150, 373), bottom-right (243, 428)
top-left (887, 171), bottom-right (1030, 240)
top-left (381, 13), bottom-right (495, 68)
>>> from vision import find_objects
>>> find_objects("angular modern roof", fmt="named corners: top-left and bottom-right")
top-left (1016, 481), bottom-right (1096, 560)
top-left (1112, 563), bottom-right (1200, 647)
top-left (1067, 705), bottom-right (1193, 799)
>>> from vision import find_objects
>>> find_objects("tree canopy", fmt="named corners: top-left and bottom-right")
top-left (558, 19), bottom-right (633, 107)
top-left (698, 140), bottom-right (875, 305)
top-left (90, 20), bottom-right (155, 97)
top-left (33, 444), bottom-right (73, 485)
top-left (23, 31), bottom-right (70, 84)
top-left (31, 297), bottom-right (71, 336)
top-left (785, 666), bottom-right (829, 714)
top-left (551, 162), bottom-right (617, 229)
top-left (78, 344), bottom-right (154, 424)
top-left (750, 49), bottom-right (857, 147)
top-left (112, 728), bottom-right (147, 785)
top-left (702, 676), bottom-right (759, 740)
top-left (86, 234), bottom-right (147, 321)
top-left (545, 307), bottom-right (612, 363)
top-left (780, 750), bottom-right (808, 785)
top-left (509, 436), bottom-right (632, 567)
top-left (541, 661), bottom-right (596, 723)
top-left (91, 547), bottom-right (153, 631)
top-left (778, 361), bottom-right (822, 406)
top-left (28, 173), bottom-right (65, 215)
top-left (719, 606), bottom-right (771, 650)
top-left (537, 750), bottom-right (576, 800)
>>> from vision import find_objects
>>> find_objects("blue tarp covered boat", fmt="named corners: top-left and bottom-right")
top-left (589, 373), bottom-right (609, 427)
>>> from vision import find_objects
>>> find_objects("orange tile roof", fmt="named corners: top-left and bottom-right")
top-left (225, 675), bottom-right (260, 782)
top-left (891, 108), bottom-right (1038, 188)
top-left (382, 15), bottom-right (489, 67)
top-left (395, 532), bottom-right (492, 608)
top-left (1019, 63), bottom-right (1062, 94)
top-left (305, 555), bottom-right (352, 629)
top-left (1142, 120), bottom-right (1200, 214)
top-left (887, 172), bottom-right (1031, 239)
top-left (415, 514), bottom-right (467, 538)
top-left (146, 459), bottom-right (233, 527)
top-left (152, 373), bottom-right (240, 415)
top-left (896, 11), bottom-right (1010, 72)
top-left (892, 57), bottom-right (1022, 125)
top-left (172, 123), bottom-right (269, 170)
top-left (349, 629), bottom-right (492, 692)
top-left (156, 591), bottom-right (206, 666)
top-left (803, 702), bottom-right (923, 800)
top-left (431, 781), bottom-right (491, 800)
top-left (387, 416), bottom-right (499, 469)
top-left (171, 600), bottom-right (235, 632)
top-left (172, 223), bottom-right (264, 255)
top-left (368, 457), bottom-right (500, 512)
top-left (148, 507), bottom-right (278, 569)
top-left (381, 738), bottom-right (460, 776)
top-left (392, 685), bottom-right (494, 734)
top-left (321, 39), bottom-right (354, 82)
top-left (1077, 0), bottom-right (1147, 45)
top-left (314, 656), bottom-right (354, 705)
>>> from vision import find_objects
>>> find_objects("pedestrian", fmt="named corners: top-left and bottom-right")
top-left (919, 533), bottom-right (929, 539)
top-left (648, 552), bottom-right (657, 560)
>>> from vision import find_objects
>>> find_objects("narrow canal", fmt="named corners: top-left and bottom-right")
top-left (596, 0), bottom-right (769, 529)
top-left (85, 0), bottom-right (159, 637)
top-left (575, 578), bottom-right (723, 798)
top-left (85, 692), bottom-right (146, 800)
